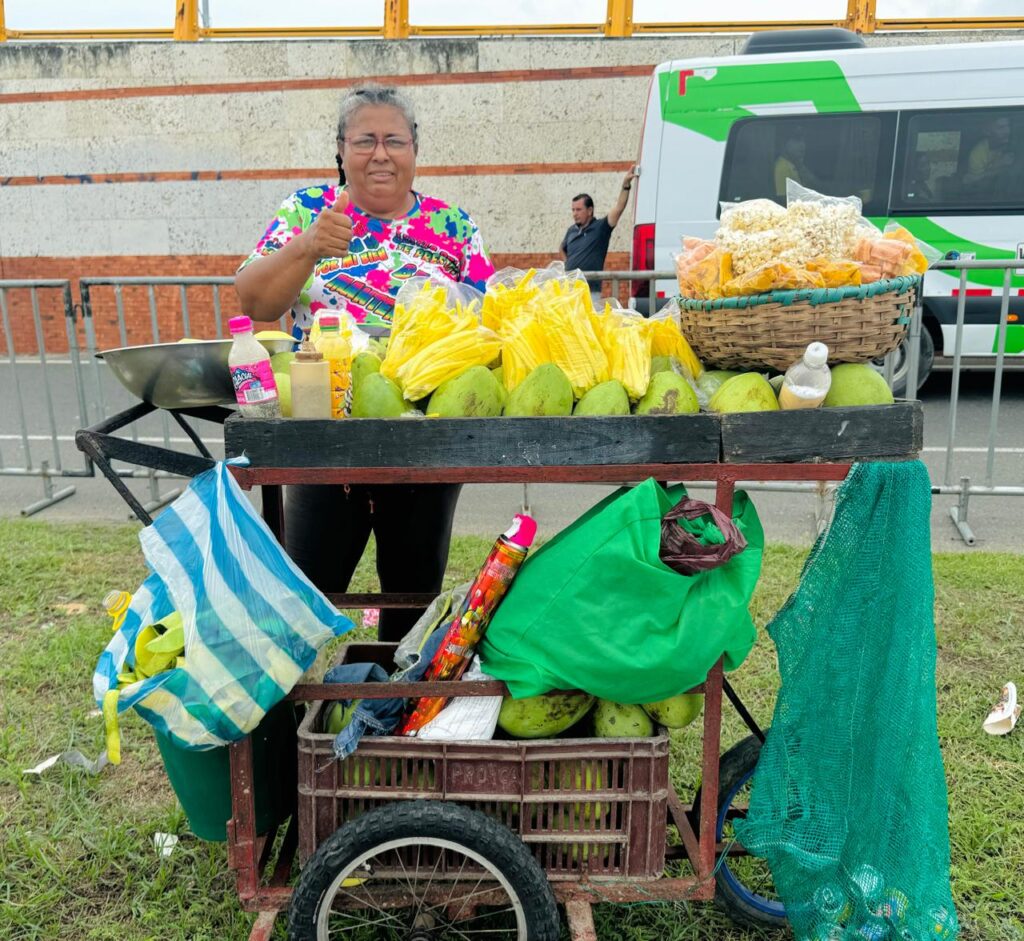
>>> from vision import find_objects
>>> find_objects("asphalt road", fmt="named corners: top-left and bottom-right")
top-left (1, 360), bottom-right (1021, 551)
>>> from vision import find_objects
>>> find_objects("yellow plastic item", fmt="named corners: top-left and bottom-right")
top-left (502, 315), bottom-right (552, 391)
top-left (644, 314), bottom-right (702, 379)
top-left (536, 301), bottom-right (606, 401)
top-left (103, 689), bottom-right (121, 765)
top-left (883, 226), bottom-right (930, 275)
top-left (598, 310), bottom-right (652, 400)
top-left (482, 269), bottom-right (539, 335)
top-left (395, 328), bottom-right (502, 402)
top-left (315, 325), bottom-right (353, 419)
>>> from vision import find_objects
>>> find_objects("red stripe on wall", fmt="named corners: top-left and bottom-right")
top-left (0, 65), bottom-right (653, 106)
top-left (0, 162), bottom-right (634, 187)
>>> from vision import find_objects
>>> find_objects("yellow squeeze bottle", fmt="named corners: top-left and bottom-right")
top-left (314, 314), bottom-right (352, 418)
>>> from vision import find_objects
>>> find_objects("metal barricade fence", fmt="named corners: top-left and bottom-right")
top-left (0, 269), bottom-right (1020, 543)
top-left (0, 279), bottom-right (85, 514)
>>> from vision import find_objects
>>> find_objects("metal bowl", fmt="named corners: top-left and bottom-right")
top-left (98, 340), bottom-right (236, 409)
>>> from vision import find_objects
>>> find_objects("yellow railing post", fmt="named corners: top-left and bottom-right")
top-left (0, 0), bottom-right (7, 42)
top-left (606, 0), bottom-right (633, 37)
top-left (174, 0), bottom-right (200, 41)
top-left (845, 0), bottom-right (878, 33)
top-left (384, 0), bottom-right (410, 39)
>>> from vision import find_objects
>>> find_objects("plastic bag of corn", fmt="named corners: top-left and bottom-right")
top-left (395, 325), bottom-right (502, 402)
top-left (501, 314), bottom-right (551, 392)
top-left (535, 279), bottom-right (608, 398)
top-left (597, 306), bottom-right (652, 401)
top-left (645, 300), bottom-right (703, 379)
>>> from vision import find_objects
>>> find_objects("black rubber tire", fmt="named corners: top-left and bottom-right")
top-left (692, 734), bottom-right (788, 931)
top-left (872, 324), bottom-right (935, 396)
top-left (287, 800), bottom-right (560, 941)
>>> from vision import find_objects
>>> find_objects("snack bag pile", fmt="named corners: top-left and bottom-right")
top-left (677, 184), bottom-right (935, 300)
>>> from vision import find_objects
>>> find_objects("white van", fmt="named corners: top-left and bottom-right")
top-left (631, 30), bottom-right (1024, 390)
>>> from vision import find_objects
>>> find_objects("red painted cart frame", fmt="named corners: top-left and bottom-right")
top-left (226, 460), bottom-right (854, 941)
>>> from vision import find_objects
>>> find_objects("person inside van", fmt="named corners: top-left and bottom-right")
top-left (964, 116), bottom-right (1014, 186)
top-left (774, 134), bottom-right (821, 197)
top-left (906, 152), bottom-right (935, 202)
top-left (559, 166), bottom-right (637, 309)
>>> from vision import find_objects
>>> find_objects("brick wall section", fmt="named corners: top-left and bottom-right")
top-left (0, 251), bottom-right (630, 355)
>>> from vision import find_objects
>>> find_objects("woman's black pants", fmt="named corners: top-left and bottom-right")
top-left (284, 483), bottom-right (462, 643)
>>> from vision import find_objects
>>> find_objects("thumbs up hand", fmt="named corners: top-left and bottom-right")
top-left (304, 190), bottom-right (353, 261)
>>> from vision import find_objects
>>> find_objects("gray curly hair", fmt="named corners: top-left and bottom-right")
top-left (336, 83), bottom-right (418, 150)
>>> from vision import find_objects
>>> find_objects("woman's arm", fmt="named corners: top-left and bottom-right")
top-left (234, 233), bottom-right (318, 322)
top-left (235, 192), bottom-right (353, 322)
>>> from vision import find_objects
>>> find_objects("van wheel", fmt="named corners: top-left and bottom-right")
top-left (871, 326), bottom-right (934, 396)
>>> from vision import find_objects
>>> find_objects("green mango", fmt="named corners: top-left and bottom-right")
top-left (593, 700), bottom-right (654, 738)
top-left (573, 380), bottom-right (630, 416)
top-left (635, 372), bottom-right (699, 415)
top-left (642, 693), bottom-right (703, 729)
top-left (351, 351), bottom-right (382, 386)
top-left (651, 355), bottom-right (683, 376)
top-left (708, 373), bottom-right (780, 414)
top-left (350, 372), bottom-right (408, 418)
top-left (695, 369), bottom-right (740, 400)
top-left (824, 364), bottom-right (895, 407)
top-left (504, 363), bottom-right (573, 417)
top-left (427, 365), bottom-right (505, 417)
top-left (498, 692), bottom-right (595, 739)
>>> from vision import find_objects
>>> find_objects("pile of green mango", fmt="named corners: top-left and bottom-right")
top-left (345, 344), bottom-right (704, 420)
top-left (495, 690), bottom-right (704, 739)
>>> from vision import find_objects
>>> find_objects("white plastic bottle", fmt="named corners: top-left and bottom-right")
top-left (779, 342), bottom-right (831, 410)
top-left (228, 315), bottom-right (281, 418)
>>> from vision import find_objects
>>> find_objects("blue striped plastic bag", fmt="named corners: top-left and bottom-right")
top-left (94, 461), bottom-right (354, 750)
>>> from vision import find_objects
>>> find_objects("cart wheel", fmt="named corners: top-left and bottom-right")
top-left (692, 734), bottom-right (787, 930)
top-left (287, 800), bottom-right (560, 941)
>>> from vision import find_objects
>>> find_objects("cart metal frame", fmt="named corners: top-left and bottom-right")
top-left (76, 403), bottom-right (863, 941)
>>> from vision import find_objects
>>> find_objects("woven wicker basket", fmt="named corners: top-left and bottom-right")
top-left (678, 276), bottom-right (920, 371)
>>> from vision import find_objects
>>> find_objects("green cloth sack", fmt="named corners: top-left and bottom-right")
top-left (479, 478), bottom-right (764, 702)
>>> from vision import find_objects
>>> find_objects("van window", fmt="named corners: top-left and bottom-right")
top-left (719, 113), bottom-right (895, 216)
top-left (893, 107), bottom-right (1024, 214)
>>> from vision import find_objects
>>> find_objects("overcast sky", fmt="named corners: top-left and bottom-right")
top-left (4, 0), bottom-right (1020, 30)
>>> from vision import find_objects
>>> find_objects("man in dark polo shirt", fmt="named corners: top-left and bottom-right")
top-left (559, 166), bottom-right (637, 309)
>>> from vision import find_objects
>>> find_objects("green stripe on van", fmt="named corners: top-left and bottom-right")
top-left (659, 61), bottom-right (860, 142)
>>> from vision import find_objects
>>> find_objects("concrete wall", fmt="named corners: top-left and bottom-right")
top-left (1, 31), bottom-right (1020, 351)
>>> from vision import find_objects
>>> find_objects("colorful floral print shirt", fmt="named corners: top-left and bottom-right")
top-left (241, 185), bottom-right (495, 331)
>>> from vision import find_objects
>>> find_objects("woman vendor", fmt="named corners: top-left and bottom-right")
top-left (236, 83), bottom-right (494, 642)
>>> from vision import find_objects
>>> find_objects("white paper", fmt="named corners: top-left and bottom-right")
top-left (23, 750), bottom-right (109, 776)
top-left (983, 682), bottom-right (1020, 736)
top-left (416, 660), bottom-right (502, 741)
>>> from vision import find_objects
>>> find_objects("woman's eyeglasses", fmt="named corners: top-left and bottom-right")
top-left (343, 136), bottom-right (413, 155)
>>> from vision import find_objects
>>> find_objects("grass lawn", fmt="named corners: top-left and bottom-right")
top-left (0, 519), bottom-right (1021, 941)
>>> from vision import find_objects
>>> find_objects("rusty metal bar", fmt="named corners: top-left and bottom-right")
top-left (383, 0), bottom-right (410, 39)
top-left (605, 0), bottom-right (633, 37)
top-left (698, 659), bottom-right (724, 882)
top-left (173, 0), bottom-right (199, 41)
top-left (845, 0), bottom-right (878, 33)
top-left (227, 735), bottom-right (260, 901)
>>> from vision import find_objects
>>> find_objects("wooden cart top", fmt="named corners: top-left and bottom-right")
top-left (224, 401), bottom-right (922, 487)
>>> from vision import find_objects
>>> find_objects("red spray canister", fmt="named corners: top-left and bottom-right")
top-left (398, 513), bottom-right (537, 736)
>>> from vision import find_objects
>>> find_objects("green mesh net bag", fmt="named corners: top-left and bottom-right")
top-left (735, 461), bottom-right (958, 941)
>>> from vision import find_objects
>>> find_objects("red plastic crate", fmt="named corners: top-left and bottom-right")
top-left (297, 647), bottom-right (670, 882)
